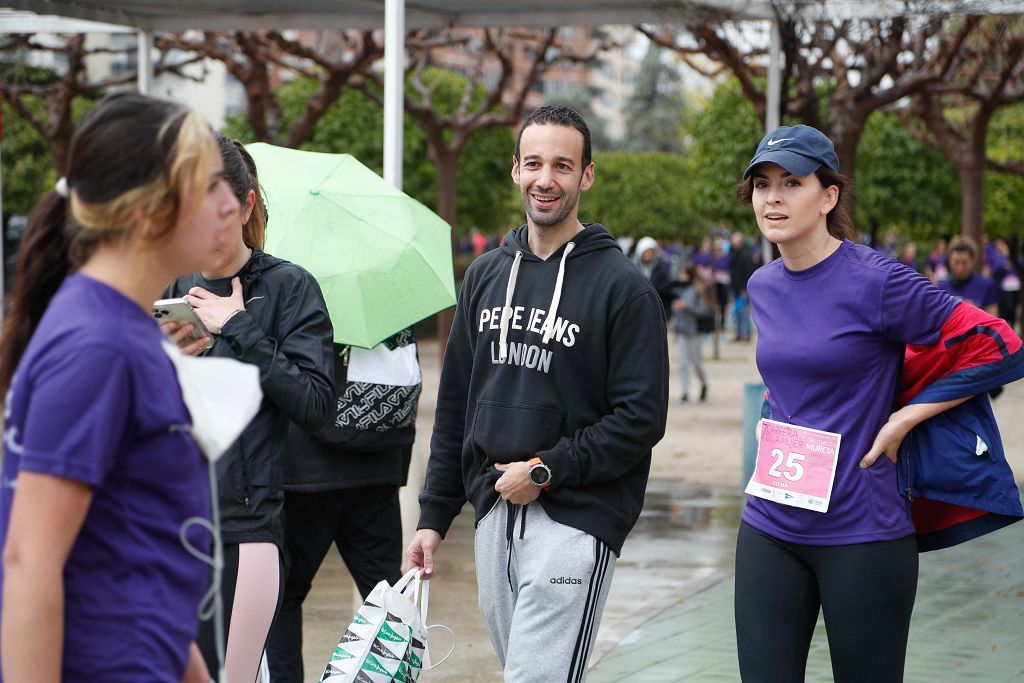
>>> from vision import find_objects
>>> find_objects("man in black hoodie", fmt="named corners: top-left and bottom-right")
top-left (406, 106), bottom-right (669, 681)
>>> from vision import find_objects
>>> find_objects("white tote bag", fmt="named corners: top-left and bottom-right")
top-left (320, 569), bottom-right (453, 682)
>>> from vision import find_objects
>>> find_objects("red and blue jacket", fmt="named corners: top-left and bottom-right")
top-left (898, 302), bottom-right (1024, 551)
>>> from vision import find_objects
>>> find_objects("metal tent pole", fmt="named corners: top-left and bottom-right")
top-left (384, 0), bottom-right (423, 579)
top-left (137, 29), bottom-right (154, 95)
top-left (383, 0), bottom-right (405, 190)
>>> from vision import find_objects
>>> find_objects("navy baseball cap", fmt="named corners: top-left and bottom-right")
top-left (742, 124), bottom-right (840, 179)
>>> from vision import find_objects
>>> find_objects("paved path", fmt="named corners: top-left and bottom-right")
top-left (589, 520), bottom-right (1024, 682)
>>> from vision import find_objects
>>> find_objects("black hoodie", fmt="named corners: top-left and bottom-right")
top-left (417, 224), bottom-right (669, 555)
top-left (167, 249), bottom-right (335, 548)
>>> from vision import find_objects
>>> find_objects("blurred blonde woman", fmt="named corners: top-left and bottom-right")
top-left (0, 92), bottom-right (239, 683)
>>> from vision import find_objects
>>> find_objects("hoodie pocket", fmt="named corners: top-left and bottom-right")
top-left (471, 400), bottom-right (566, 466)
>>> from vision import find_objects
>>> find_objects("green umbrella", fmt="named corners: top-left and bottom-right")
top-left (247, 143), bottom-right (456, 349)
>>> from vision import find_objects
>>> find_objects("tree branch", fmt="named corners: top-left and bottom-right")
top-left (1, 84), bottom-right (51, 137)
top-left (987, 158), bottom-right (1024, 175)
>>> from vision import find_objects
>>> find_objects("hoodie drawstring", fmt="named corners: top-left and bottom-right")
top-left (505, 501), bottom-right (517, 592)
top-left (541, 242), bottom-right (575, 344)
top-left (500, 242), bottom-right (576, 358)
top-left (504, 501), bottom-right (530, 593)
top-left (498, 250), bottom-right (524, 362)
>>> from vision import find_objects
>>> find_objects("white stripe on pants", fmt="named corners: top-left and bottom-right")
top-left (475, 499), bottom-right (616, 682)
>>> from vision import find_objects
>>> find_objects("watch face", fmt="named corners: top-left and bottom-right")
top-left (529, 464), bottom-right (550, 486)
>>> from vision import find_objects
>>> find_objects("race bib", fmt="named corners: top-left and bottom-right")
top-left (745, 419), bottom-right (841, 513)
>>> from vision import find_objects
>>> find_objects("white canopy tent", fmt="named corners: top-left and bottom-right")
top-left (6, 1), bottom-right (771, 32)
top-left (8, 0), bottom-right (1024, 31)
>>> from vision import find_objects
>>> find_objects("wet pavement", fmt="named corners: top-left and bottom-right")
top-left (589, 514), bottom-right (1024, 682)
top-left (297, 482), bottom-right (745, 682)
top-left (591, 482), bottom-right (742, 665)
top-left (298, 483), bottom-right (1024, 682)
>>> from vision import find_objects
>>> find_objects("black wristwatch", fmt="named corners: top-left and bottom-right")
top-left (527, 457), bottom-right (552, 490)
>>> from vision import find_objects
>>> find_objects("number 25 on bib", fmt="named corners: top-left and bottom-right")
top-left (745, 419), bottom-right (841, 513)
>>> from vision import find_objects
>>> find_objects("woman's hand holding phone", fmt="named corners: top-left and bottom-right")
top-left (160, 320), bottom-right (210, 356)
top-left (185, 277), bottom-right (245, 335)
top-left (154, 299), bottom-right (212, 355)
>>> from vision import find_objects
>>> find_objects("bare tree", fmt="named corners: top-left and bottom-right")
top-left (361, 27), bottom-right (610, 238)
top-left (641, 11), bottom-right (974, 183)
top-left (905, 15), bottom-right (1024, 248)
top-left (155, 30), bottom-right (383, 147)
top-left (0, 33), bottom-right (204, 173)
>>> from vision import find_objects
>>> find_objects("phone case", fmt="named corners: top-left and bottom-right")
top-left (153, 298), bottom-right (215, 350)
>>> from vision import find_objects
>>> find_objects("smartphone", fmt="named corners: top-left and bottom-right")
top-left (153, 298), bottom-right (214, 350)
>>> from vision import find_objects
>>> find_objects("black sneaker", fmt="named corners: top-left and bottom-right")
top-left (680, 394), bottom-right (689, 403)
top-left (699, 385), bottom-right (708, 402)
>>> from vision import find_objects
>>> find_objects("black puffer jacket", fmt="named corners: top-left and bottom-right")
top-left (167, 249), bottom-right (335, 548)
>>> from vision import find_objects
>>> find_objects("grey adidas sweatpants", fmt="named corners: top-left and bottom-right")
top-left (475, 499), bottom-right (616, 683)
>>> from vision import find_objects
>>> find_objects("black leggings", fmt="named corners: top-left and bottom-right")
top-left (734, 521), bottom-right (918, 683)
top-left (197, 542), bottom-right (286, 678)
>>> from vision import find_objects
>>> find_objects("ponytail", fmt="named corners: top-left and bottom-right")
top-left (0, 92), bottom-right (216, 398)
top-left (216, 133), bottom-right (266, 250)
top-left (233, 140), bottom-right (267, 250)
top-left (0, 192), bottom-right (74, 395)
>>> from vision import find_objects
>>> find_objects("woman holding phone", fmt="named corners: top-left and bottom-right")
top-left (0, 93), bottom-right (239, 682)
top-left (164, 133), bottom-right (335, 682)
top-left (735, 124), bottom-right (1023, 682)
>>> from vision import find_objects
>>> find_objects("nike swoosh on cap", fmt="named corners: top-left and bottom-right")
top-left (766, 138), bottom-right (792, 146)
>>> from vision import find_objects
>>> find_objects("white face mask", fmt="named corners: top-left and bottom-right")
top-left (160, 340), bottom-right (262, 461)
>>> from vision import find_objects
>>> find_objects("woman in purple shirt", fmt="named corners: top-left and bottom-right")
top-left (734, 125), bottom-right (970, 682)
top-left (0, 93), bottom-right (240, 682)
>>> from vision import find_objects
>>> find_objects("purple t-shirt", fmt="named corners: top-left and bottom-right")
top-left (694, 250), bottom-right (713, 281)
top-left (747, 240), bottom-right (957, 545)
top-left (937, 273), bottom-right (998, 310)
top-left (0, 273), bottom-right (211, 682)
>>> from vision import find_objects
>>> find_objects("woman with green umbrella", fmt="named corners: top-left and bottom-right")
top-left (164, 134), bottom-right (335, 683)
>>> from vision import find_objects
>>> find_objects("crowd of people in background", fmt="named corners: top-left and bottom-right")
top-left (883, 232), bottom-right (1023, 332)
top-left (461, 227), bottom-right (1024, 365)
top-left (626, 232), bottom-right (761, 403)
